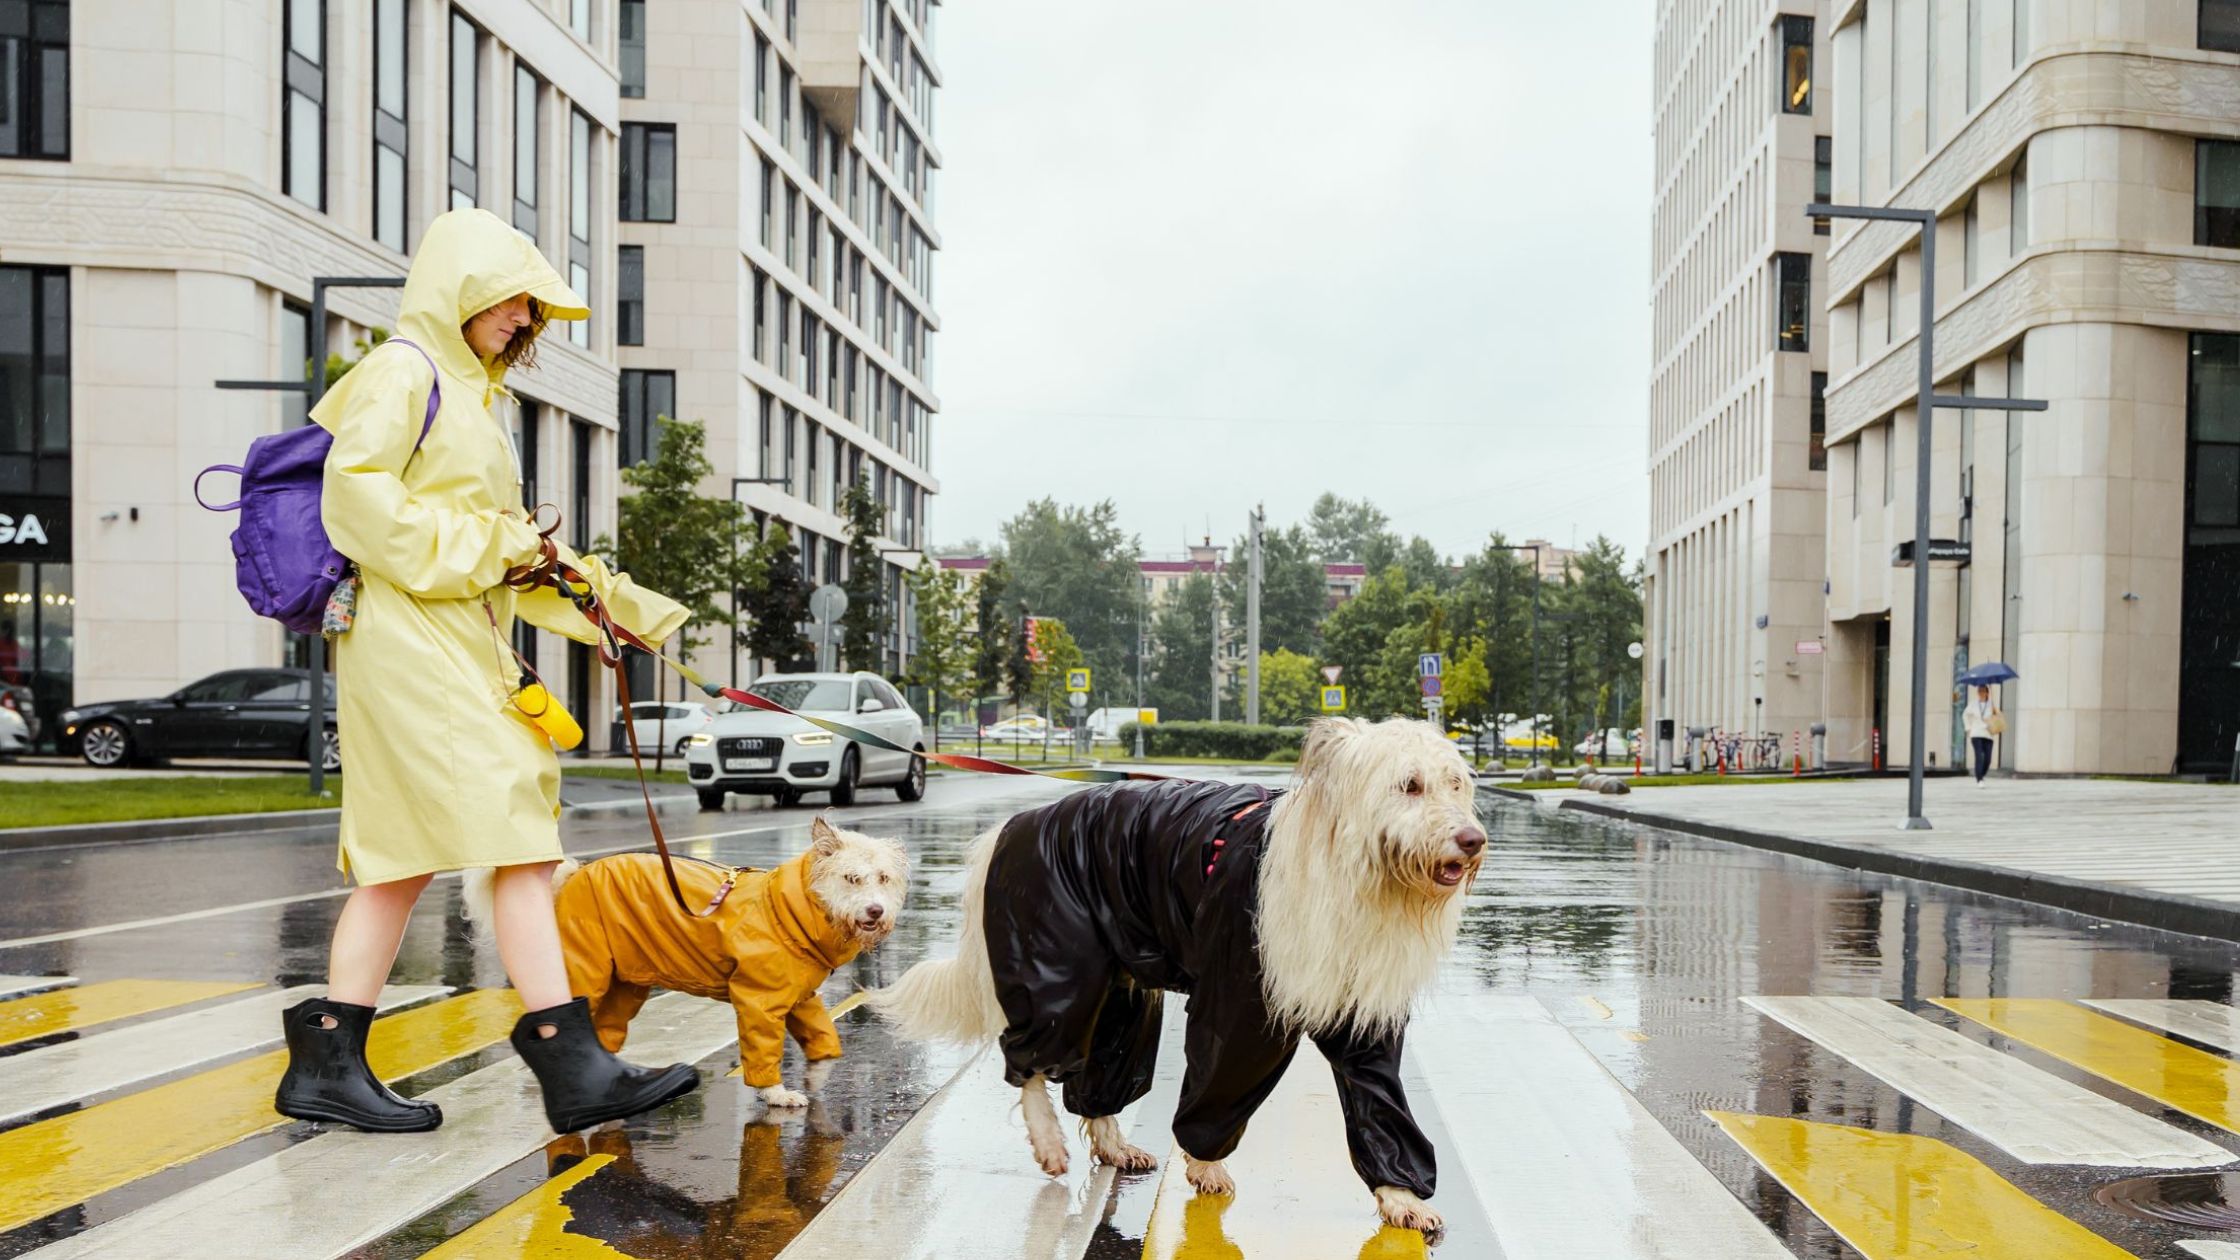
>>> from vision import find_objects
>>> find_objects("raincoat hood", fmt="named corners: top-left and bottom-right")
top-left (393, 207), bottom-right (587, 395)
top-left (764, 850), bottom-right (864, 974)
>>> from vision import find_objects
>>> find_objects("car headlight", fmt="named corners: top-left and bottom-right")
top-left (60, 709), bottom-right (80, 725)
top-left (792, 732), bottom-right (833, 746)
top-left (687, 733), bottom-right (714, 747)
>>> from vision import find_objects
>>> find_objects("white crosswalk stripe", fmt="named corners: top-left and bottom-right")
top-left (0, 984), bottom-right (447, 1126)
top-left (2082, 1000), bottom-right (2240, 1053)
top-left (24, 992), bottom-right (738, 1260)
top-left (1744, 996), bottom-right (2234, 1168)
top-left (1413, 995), bottom-right (1793, 1260)
top-left (0, 974), bottom-right (74, 1000)
top-left (2180, 1243), bottom-right (2240, 1259)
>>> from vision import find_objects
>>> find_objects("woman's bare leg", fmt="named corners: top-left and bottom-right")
top-left (326, 874), bottom-right (434, 1006)
top-left (491, 862), bottom-right (573, 1016)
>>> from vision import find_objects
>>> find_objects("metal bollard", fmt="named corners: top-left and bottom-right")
top-left (1810, 722), bottom-right (1827, 771)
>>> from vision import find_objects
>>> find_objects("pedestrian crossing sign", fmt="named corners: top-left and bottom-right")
top-left (1321, 686), bottom-right (1346, 712)
top-left (1066, 668), bottom-right (1090, 693)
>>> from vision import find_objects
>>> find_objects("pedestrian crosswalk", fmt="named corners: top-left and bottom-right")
top-left (4, 976), bottom-right (2240, 1258)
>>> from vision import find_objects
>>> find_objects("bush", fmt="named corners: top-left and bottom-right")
top-left (1119, 721), bottom-right (1307, 760)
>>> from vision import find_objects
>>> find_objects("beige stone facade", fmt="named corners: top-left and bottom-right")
top-left (623, 0), bottom-right (939, 688)
top-left (0, 0), bottom-right (634, 746)
top-left (1819, 0), bottom-right (2240, 774)
top-left (1643, 3), bottom-right (1833, 753)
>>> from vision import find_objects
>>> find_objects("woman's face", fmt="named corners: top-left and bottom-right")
top-left (1976, 686), bottom-right (1990, 700)
top-left (463, 294), bottom-right (534, 357)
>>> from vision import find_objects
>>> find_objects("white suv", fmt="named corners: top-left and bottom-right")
top-left (684, 672), bottom-right (927, 810)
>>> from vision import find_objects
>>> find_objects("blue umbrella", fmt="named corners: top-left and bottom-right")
top-left (1957, 661), bottom-right (2019, 685)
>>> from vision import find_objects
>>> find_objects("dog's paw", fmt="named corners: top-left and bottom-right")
top-left (804, 1059), bottom-right (836, 1095)
top-left (1184, 1158), bottom-right (1235, 1197)
top-left (758, 1085), bottom-right (810, 1109)
top-left (1373, 1186), bottom-right (1442, 1234)
top-left (1026, 1125), bottom-right (1070, 1176)
top-left (1084, 1116), bottom-right (1158, 1171)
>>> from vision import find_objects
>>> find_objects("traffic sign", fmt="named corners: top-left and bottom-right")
top-left (1627, 641), bottom-right (1644, 660)
top-left (1066, 668), bottom-right (1091, 693)
top-left (1423, 697), bottom-right (1443, 722)
top-left (1417, 652), bottom-right (1442, 677)
top-left (1419, 675), bottom-right (1443, 698)
top-left (1320, 685), bottom-right (1346, 712)
top-left (808, 584), bottom-right (847, 625)
top-left (1321, 665), bottom-right (1343, 685)
top-left (1068, 691), bottom-right (1088, 710)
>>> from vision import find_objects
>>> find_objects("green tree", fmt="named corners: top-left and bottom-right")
top-left (1400, 536), bottom-right (1454, 591)
top-left (1257, 649), bottom-right (1324, 725)
top-left (598, 417), bottom-right (752, 662)
top-left (1220, 522), bottom-right (1325, 656)
top-left (970, 559), bottom-right (1013, 723)
top-left (1321, 568), bottom-right (1418, 717)
top-left (1306, 493), bottom-right (1396, 563)
top-left (1006, 601), bottom-right (1034, 709)
top-left (837, 475), bottom-right (888, 671)
top-left (1147, 573), bottom-right (1216, 721)
top-left (902, 559), bottom-right (974, 741)
top-left (1027, 618), bottom-right (1087, 716)
top-left (322, 327), bottom-right (393, 389)
top-left (741, 523), bottom-right (813, 672)
top-left (998, 499), bottom-right (1144, 692)
top-left (1546, 537), bottom-right (1643, 740)
top-left (1448, 537), bottom-right (1539, 729)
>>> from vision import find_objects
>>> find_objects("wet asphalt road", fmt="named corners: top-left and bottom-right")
top-left (5, 772), bottom-right (2240, 1258)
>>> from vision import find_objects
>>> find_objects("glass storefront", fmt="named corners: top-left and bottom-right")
top-left (0, 264), bottom-right (70, 744)
top-left (2181, 333), bottom-right (2240, 774)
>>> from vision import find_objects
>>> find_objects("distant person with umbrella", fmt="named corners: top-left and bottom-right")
top-left (1958, 662), bottom-right (2017, 785)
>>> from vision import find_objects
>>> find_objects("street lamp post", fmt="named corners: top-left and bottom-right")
top-left (1806, 203), bottom-right (2046, 829)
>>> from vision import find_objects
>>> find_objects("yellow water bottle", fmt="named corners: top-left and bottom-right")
top-left (509, 684), bottom-right (584, 751)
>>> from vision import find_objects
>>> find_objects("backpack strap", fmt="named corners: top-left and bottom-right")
top-left (193, 465), bottom-right (245, 513)
top-left (380, 338), bottom-right (444, 453)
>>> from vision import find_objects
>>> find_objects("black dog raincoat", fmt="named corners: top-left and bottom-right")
top-left (983, 778), bottom-right (1436, 1198)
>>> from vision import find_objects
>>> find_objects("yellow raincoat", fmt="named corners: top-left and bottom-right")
top-left (312, 208), bottom-right (687, 885)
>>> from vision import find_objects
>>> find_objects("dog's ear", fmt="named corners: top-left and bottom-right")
top-left (1295, 717), bottom-right (1361, 783)
top-left (811, 815), bottom-right (841, 856)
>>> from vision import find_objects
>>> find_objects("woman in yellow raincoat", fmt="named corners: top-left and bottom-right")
top-left (273, 209), bottom-right (699, 1135)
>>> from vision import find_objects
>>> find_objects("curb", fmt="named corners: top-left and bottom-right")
top-left (0, 791), bottom-right (702, 851)
top-left (1555, 796), bottom-right (2240, 947)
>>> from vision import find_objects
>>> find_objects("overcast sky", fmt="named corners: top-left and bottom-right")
top-left (920, 0), bottom-right (1654, 562)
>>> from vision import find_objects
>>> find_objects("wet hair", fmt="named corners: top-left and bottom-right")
top-left (465, 296), bottom-right (550, 371)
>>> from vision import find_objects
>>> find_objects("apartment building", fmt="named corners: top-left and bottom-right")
top-left (619, 0), bottom-right (940, 689)
top-left (1819, 0), bottom-right (2239, 773)
top-left (0, 0), bottom-right (630, 745)
top-left (1643, 4), bottom-right (1834, 750)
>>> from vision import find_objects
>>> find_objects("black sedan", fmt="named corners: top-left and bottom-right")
top-left (62, 668), bottom-right (340, 772)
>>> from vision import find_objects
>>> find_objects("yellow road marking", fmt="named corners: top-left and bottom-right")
top-left (0, 979), bottom-right (260, 1047)
top-left (1937, 998), bottom-right (2240, 1135)
top-left (1140, 1056), bottom-right (1427, 1260)
top-left (1711, 1112), bottom-right (2138, 1259)
top-left (1577, 996), bottom-right (1615, 1020)
top-left (419, 1153), bottom-right (636, 1258)
top-left (0, 987), bottom-right (521, 1233)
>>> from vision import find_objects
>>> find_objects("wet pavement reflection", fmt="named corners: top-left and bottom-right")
top-left (5, 777), bottom-right (2240, 1258)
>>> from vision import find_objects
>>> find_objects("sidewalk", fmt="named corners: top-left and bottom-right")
top-left (1535, 776), bottom-right (2240, 944)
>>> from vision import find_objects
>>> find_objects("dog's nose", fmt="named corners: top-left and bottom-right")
top-left (864, 904), bottom-right (885, 921)
top-left (1455, 827), bottom-right (1486, 858)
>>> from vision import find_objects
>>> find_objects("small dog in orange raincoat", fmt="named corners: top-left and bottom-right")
top-left (464, 817), bottom-right (907, 1108)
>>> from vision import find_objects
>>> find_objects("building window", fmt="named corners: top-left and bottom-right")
top-left (571, 0), bottom-right (591, 40)
top-left (571, 419), bottom-right (593, 550)
top-left (751, 267), bottom-right (767, 362)
top-left (1963, 191), bottom-right (1980, 287)
top-left (2014, 0), bottom-right (2030, 65)
top-left (786, 0), bottom-right (798, 44)
top-left (777, 294), bottom-right (791, 380)
top-left (2012, 155), bottom-right (2029, 253)
top-left (2208, 0), bottom-right (2240, 51)
top-left (779, 66), bottom-right (793, 150)
top-left (372, 0), bottom-right (408, 250)
top-left (620, 0), bottom-right (646, 97)
top-left (2180, 332), bottom-right (2240, 768)
top-left (759, 158), bottom-right (775, 249)
top-left (1810, 372), bottom-right (1828, 471)
top-left (805, 422), bottom-right (821, 507)
top-left (1780, 16), bottom-right (1812, 114)
top-left (786, 185), bottom-right (800, 274)
top-left (0, 0), bottom-right (66, 159)
top-left (754, 33), bottom-right (769, 126)
top-left (280, 301), bottom-right (311, 428)
top-left (569, 110), bottom-right (593, 346)
top-left (619, 122), bottom-right (675, 222)
top-left (1966, 0), bottom-right (1984, 111)
top-left (619, 370), bottom-right (673, 466)
top-left (759, 393), bottom-right (776, 478)
top-left (450, 12), bottom-right (480, 209)
top-left (517, 400), bottom-right (541, 508)
top-left (2200, 140), bottom-right (2240, 249)
top-left (283, 0), bottom-right (326, 210)
top-left (1775, 253), bottom-right (1810, 351)
top-left (617, 245), bottom-right (643, 345)
top-left (512, 66), bottom-right (541, 238)
top-left (1882, 420), bottom-right (1894, 505)
top-left (1813, 137), bottom-right (1831, 233)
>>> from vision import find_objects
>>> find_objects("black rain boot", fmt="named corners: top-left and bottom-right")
top-left (273, 997), bottom-right (442, 1132)
top-left (510, 997), bottom-right (699, 1133)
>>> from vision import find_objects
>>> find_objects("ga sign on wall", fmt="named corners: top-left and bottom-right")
top-left (0, 498), bottom-right (68, 563)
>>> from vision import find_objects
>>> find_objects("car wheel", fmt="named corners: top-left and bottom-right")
top-left (80, 720), bottom-right (133, 769)
top-left (312, 726), bottom-right (342, 774)
top-left (674, 737), bottom-right (694, 758)
top-left (773, 786), bottom-right (802, 808)
top-left (697, 788), bottom-right (727, 812)
top-left (896, 748), bottom-right (926, 802)
top-left (829, 747), bottom-right (859, 807)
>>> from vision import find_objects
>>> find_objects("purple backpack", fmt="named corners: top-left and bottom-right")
top-left (195, 339), bottom-right (442, 635)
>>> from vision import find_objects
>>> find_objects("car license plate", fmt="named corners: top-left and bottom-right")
top-left (724, 757), bottom-right (775, 772)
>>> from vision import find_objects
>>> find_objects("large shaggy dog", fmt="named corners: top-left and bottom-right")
top-left (464, 817), bottom-right (907, 1107)
top-left (867, 717), bottom-right (1484, 1234)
